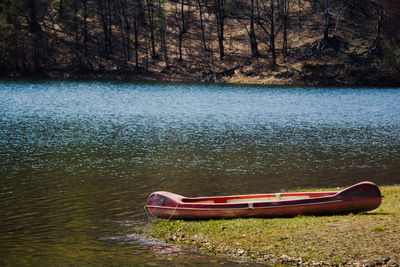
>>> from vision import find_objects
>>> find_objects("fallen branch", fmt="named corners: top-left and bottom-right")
top-left (202, 55), bottom-right (260, 82)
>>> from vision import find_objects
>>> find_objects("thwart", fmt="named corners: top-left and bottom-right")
top-left (145, 181), bottom-right (382, 219)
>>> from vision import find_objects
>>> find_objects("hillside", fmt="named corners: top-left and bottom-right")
top-left (0, 0), bottom-right (399, 86)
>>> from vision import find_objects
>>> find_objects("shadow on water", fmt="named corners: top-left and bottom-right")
top-left (0, 80), bottom-right (399, 265)
top-left (124, 233), bottom-right (262, 266)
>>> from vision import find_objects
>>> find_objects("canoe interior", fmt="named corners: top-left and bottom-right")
top-left (181, 191), bottom-right (338, 204)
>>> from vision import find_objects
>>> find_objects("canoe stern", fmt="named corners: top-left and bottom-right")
top-left (334, 181), bottom-right (382, 212)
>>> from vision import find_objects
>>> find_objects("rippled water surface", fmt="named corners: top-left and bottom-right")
top-left (1, 80), bottom-right (399, 265)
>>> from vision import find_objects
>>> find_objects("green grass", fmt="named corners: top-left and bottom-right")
top-left (138, 185), bottom-right (400, 265)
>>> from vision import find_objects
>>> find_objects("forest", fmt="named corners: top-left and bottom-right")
top-left (0, 0), bottom-right (399, 85)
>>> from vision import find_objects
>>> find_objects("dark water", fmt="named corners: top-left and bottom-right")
top-left (1, 80), bottom-right (399, 265)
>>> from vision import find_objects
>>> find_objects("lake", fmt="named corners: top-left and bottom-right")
top-left (0, 80), bottom-right (399, 265)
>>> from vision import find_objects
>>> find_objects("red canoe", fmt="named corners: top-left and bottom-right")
top-left (145, 181), bottom-right (382, 219)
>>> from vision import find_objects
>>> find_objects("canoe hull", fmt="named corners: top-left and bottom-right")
top-left (147, 197), bottom-right (381, 219)
top-left (146, 181), bottom-right (382, 219)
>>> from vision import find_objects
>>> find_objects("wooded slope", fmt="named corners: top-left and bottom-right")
top-left (0, 0), bottom-right (399, 85)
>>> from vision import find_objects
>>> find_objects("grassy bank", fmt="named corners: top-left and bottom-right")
top-left (140, 185), bottom-right (400, 266)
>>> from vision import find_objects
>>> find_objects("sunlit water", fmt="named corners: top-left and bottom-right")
top-left (0, 80), bottom-right (399, 265)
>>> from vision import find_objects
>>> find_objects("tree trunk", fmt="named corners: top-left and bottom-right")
top-left (83, 0), bottom-right (88, 56)
top-left (59, 0), bottom-right (64, 17)
top-left (134, 17), bottom-right (139, 70)
top-left (158, 0), bottom-right (169, 68)
top-left (117, 3), bottom-right (127, 68)
top-left (298, 0), bottom-right (301, 29)
top-left (28, 0), bottom-right (41, 73)
top-left (376, 3), bottom-right (383, 38)
top-left (97, 0), bottom-right (110, 56)
top-left (333, 3), bottom-right (346, 37)
top-left (106, 0), bottom-right (113, 54)
top-left (146, 0), bottom-right (157, 59)
top-left (178, 0), bottom-right (185, 61)
top-left (249, 0), bottom-right (259, 56)
top-left (14, 24), bottom-right (20, 70)
top-left (282, 15), bottom-right (287, 55)
top-left (374, 2), bottom-right (384, 53)
top-left (323, 0), bottom-right (331, 41)
top-left (282, 0), bottom-right (289, 56)
top-left (196, 0), bottom-right (207, 52)
top-left (270, 0), bottom-right (276, 67)
top-left (120, 0), bottom-right (131, 61)
top-left (215, 0), bottom-right (225, 60)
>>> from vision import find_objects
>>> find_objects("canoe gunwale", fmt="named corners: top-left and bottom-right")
top-left (152, 192), bottom-right (340, 208)
top-left (146, 199), bottom-right (344, 211)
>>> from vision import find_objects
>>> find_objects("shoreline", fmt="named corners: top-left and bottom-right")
top-left (137, 185), bottom-right (400, 266)
top-left (2, 61), bottom-right (400, 87)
